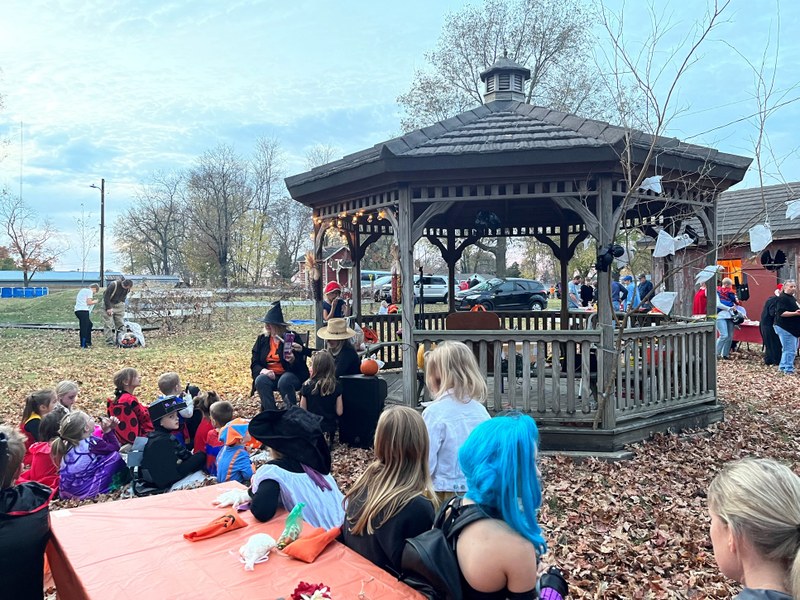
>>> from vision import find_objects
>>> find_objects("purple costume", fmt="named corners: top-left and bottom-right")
top-left (59, 431), bottom-right (127, 500)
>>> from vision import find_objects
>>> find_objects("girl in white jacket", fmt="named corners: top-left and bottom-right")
top-left (422, 341), bottom-right (490, 501)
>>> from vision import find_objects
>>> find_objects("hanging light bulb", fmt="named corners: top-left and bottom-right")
top-left (367, 214), bottom-right (374, 223)
top-left (378, 209), bottom-right (386, 220)
top-left (352, 215), bottom-right (358, 224)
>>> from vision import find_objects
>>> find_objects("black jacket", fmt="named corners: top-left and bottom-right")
top-left (141, 426), bottom-right (197, 490)
top-left (250, 331), bottom-right (311, 393)
top-left (103, 280), bottom-right (131, 309)
top-left (334, 343), bottom-right (361, 377)
top-left (0, 482), bottom-right (53, 600)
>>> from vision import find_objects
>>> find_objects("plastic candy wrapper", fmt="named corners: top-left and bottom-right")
top-left (277, 502), bottom-right (305, 549)
top-left (213, 488), bottom-right (250, 509)
top-left (239, 533), bottom-right (277, 571)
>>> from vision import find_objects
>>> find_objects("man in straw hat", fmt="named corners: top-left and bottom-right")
top-left (251, 302), bottom-right (311, 411)
top-left (316, 318), bottom-right (360, 377)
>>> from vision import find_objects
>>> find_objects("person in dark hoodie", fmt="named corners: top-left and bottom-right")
top-left (0, 425), bottom-right (54, 600)
top-left (248, 406), bottom-right (344, 529)
top-left (140, 396), bottom-right (206, 492)
top-left (760, 285), bottom-right (783, 366)
top-left (250, 302), bottom-right (311, 411)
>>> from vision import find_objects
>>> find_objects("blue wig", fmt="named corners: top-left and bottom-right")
top-left (458, 413), bottom-right (547, 556)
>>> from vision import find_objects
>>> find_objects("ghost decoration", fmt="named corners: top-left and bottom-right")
top-left (651, 291), bottom-right (677, 315)
top-left (748, 223), bottom-right (773, 253)
top-left (785, 199), bottom-right (800, 220)
top-left (638, 175), bottom-right (663, 194)
top-left (695, 265), bottom-right (723, 285)
top-left (653, 229), bottom-right (696, 257)
top-left (614, 246), bottom-right (634, 268)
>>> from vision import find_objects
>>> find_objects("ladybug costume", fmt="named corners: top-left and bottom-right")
top-left (106, 389), bottom-right (154, 445)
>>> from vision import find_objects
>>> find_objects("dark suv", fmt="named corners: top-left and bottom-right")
top-left (457, 278), bottom-right (548, 311)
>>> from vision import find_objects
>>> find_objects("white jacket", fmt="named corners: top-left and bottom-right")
top-left (422, 391), bottom-right (490, 492)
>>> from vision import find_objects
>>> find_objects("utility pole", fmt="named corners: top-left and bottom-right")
top-left (90, 178), bottom-right (105, 286)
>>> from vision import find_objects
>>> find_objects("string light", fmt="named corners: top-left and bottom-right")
top-left (367, 214), bottom-right (374, 223)
top-left (351, 215), bottom-right (358, 224)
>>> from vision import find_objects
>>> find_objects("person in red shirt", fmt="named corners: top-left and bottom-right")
top-left (692, 282), bottom-right (707, 315)
top-left (106, 367), bottom-right (153, 446)
top-left (192, 391), bottom-right (221, 456)
top-left (17, 410), bottom-right (63, 491)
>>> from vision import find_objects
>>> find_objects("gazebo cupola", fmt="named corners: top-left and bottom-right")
top-left (480, 53), bottom-right (531, 102)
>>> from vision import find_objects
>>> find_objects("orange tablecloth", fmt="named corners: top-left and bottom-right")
top-left (46, 482), bottom-right (423, 600)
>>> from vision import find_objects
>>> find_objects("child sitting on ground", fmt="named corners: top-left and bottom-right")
top-left (216, 418), bottom-right (254, 484)
top-left (299, 351), bottom-right (343, 445)
top-left (20, 389), bottom-right (57, 452)
top-left (421, 341), bottom-right (490, 502)
top-left (204, 399), bottom-right (231, 476)
top-left (51, 380), bottom-right (80, 419)
top-left (193, 390), bottom-right (220, 456)
top-left (0, 425), bottom-right (55, 600)
top-left (107, 367), bottom-right (153, 446)
top-left (156, 372), bottom-right (196, 447)
top-left (707, 457), bottom-right (800, 599)
top-left (140, 396), bottom-right (207, 491)
top-left (248, 406), bottom-right (344, 529)
top-left (51, 411), bottom-right (129, 500)
top-left (17, 410), bottom-right (63, 491)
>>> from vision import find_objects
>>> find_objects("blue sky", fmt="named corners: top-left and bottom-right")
top-left (0, 0), bottom-right (798, 270)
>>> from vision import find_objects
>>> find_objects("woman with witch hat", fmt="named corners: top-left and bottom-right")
top-left (250, 302), bottom-right (311, 411)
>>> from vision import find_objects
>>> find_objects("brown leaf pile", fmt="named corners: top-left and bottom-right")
top-left (2, 327), bottom-right (795, 599)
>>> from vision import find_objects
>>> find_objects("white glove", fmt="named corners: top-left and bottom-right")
top-left (213, 489), bottom-right (250, 509)
top-left (179, 392), bottom-right (194, 418)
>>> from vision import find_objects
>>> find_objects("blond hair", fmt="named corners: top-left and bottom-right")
top-left (425, 341), bottom-right (488, 402)
top-left (157, 372), bottom-right (180, 395)
top-left (56, 380), bottom-right (79, 400)
top-left (0, 425), bottom-right (26, 488)
top-left (344, 406), bottom-right (438, 535)
top-left (50, 411), bottom-right (93, 467)
top-left (708, 458), bottom-right (800, 598)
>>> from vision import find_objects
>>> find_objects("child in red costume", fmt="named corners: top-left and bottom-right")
top-left (19, 390), bottom-right (57, 464)
top-left (106, 367), bottom-right (153, 446)
top-left (17, 410), bottom-right (63, 491)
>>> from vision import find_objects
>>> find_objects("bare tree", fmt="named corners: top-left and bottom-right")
top-left (0, 192), bottom-right (62, 286)
top-left (185, 145), bottom-right (253, 287)
top-left (305, 143), bottom-right (340, 171)
top-left (75, 203), bottom-right (99, 280)
top-left (398, 0), bottom-right (611, 131)
top-left (271, 195), bottom-right (311, 278)
top-left (115, 171), bottom-right (185, 276)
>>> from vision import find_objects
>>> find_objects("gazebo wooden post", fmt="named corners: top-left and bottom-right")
top-left (398, 186), bottom-right (418, 406)
top-left (347, 230), bottom-right (362, 319)
top-left (313, 221), bottom-right (326, 350)
top-left (597, 177), bottom-right (617, 429)
top-left (559, 226), bottom-right (570, 330)
top-left (447, 228), bottom-right (457, 314)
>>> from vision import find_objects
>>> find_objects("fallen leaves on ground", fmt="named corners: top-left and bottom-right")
top-left (3, 327), bottom-right (796, 599)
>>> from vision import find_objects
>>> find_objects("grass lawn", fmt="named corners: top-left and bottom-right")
top-left (0, 289), bottom-right (104, 325)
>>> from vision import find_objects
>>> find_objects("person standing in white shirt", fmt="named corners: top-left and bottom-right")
top-left (74, 284), bottom-right (99, 348)
top-left (422, 341), bottom-right (490, 502)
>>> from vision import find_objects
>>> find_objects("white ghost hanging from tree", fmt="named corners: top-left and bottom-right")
top-left (785, 199), bottom-right (800, 220)
top-left (748, 223), bottom-right (772, 253)
top-left (695, 265), bottom-right (723, 285)
top-left (651, 291), bottom-right (677, 315)
top-left (638, 176), bottom-right (663, 194)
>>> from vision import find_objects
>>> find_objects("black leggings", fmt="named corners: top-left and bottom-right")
top-left (75, 310), bottom-right (93, 347)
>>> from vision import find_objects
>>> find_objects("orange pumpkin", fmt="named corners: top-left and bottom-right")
top-left (360, 358), bottom-right (380, 376)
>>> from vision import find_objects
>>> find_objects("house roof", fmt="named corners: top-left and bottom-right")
top-left (297, 246), bottom-right (349, 263)
top-left (717, 182), bottom-right (800, 241)
top-left (286, 100), bottom-right (752, 201)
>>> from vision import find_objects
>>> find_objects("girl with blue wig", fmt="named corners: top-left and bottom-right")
top-left (454, 412), bottom-right (547, 599)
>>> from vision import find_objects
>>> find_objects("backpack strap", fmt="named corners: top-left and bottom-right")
top-left (435, 496), bottom-right (490, 546)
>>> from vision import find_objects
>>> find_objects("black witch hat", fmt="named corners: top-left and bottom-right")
top-left (258, 301), bottom-right (289, 326)
top-left (248, 406), bottom-right (331, 474)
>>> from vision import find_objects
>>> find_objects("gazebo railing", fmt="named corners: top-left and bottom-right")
top-left (613, 321), bottom-right (715, 422)
top-left (414, 329), bottom-right (601, 424)
top-left (412, 320), bottom-right (713, 427)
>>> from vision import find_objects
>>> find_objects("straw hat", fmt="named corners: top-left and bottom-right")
top-left (316, 318), bottom-right (356, 340)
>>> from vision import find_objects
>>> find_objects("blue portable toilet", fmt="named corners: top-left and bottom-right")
top-left (33, 287), bottom-right (44, 297)
top-left (42, 287), bottom-right (49, 296)
top-left (1, 288), bottom-right (11, 298)
top-left (24, 288), bottom-right (34, 298)
top-left (12, 288), bottom-right (23, 298)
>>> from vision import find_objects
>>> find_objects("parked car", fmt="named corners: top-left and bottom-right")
top-left (367, 275), bottom-right (394, 302)
top-left (379, 275), bottom-right (456, 304)
top-left (456, 278), bottom-right (548, 311)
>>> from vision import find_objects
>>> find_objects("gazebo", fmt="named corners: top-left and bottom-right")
top-left (285, 57), bottom-right (751, 451)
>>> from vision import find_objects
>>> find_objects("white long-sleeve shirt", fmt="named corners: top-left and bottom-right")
top-left (422, 391), bottom-right (490, 492)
